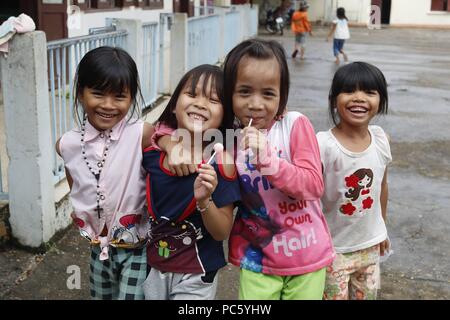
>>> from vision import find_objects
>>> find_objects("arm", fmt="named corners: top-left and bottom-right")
top-left (142, 122), bottom-right (155, 150)
top-left (56, 138), bottom-right (73, 190)
top-left (199, 201), bottom-right (234, 241)
top-left (379, 167), bottom-right (390, 255)
top-left (155, 123), bottom-right (197, 176)
top-left (327, 23), bottom-right (336, 41)
top-left (244, 117), bottom-right (324, 200)
top-left (195, 160), bottom-right (236, 241)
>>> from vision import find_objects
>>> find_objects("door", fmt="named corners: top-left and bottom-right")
top-left (173, 0), bottom-right (194, 17)
top-left (37, 0), bottom-right (68, 41)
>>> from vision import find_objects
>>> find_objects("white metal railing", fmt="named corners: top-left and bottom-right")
top-left (46, 30), bottom-right (127, 182)
top-left (187, 15), bottom-right (221, 70)
top-left (224, 10), bottom-right (241, 56)
top-left (141, 22), bottom-right (160, 108)
top-left (249, 6), bottom-right (258, 37)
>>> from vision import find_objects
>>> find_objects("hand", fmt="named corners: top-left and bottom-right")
top-left (241, 126), bottom-right (268, 158)
top-left (166, 141), bottom-right (198, 176)
top-left (194, 163), bottom-right (218, 203)
top-left (309, 32), bottom-right (313, 37)
top-left (379, 239), bottom-right (390, 256)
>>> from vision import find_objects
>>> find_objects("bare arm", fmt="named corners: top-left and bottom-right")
top-left (195, 153), bottom-right (237, 241)
top-left (55, 138), bottom-right (73, 190)
top-left (159, 135), bottom-right (197, 176)
top-left (379, 167), bottom-right (390, 255)
top-left (199, 201), bottom-right (234, 241)
top-left (327, 23), bottom-right (336, 40)
top-left (142, 122), bottom-right (155, 150)
top-left (380, 167), bottom-right (388, 223)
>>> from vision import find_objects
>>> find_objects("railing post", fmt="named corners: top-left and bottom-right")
top-left (169, 13), bottom-right (188, 93)
top-left (0, 32), bottom-right (57, 247)
top-left (111, 18), bottom-right (144, 80)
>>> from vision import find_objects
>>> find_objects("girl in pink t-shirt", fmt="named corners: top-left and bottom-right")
top-left (224, 39), bottom-right (335, 300)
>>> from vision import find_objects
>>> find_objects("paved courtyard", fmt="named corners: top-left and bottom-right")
top-left (1, 26), bottom-right (449, 300)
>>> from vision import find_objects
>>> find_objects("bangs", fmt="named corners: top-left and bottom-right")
top-left (76, 47), bottom-right (138, 98)
top-left (336, 63), bottom-right (383, 93)
top-left (185, 66), bottom-right (223, 101)
top-left (87, 64), bottom-right (133, 95)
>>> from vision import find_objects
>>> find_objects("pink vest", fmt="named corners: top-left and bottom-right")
top-left (59, 118), bottom-right (148, 260)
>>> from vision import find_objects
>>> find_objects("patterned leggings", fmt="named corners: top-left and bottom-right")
top-left (323, 244), bottom-right (380, 300)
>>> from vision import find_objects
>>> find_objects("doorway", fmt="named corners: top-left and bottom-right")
top-left (371, 0), bottom-right (391, 24)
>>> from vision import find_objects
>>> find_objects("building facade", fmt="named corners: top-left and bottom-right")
top-left (252, 0), bottom-right (450, 27)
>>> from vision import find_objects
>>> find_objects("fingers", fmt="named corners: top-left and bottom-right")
top-left (198, 164), bottom-right (217, 184)
top-left (173, 165), bottom-right (184, 177)
top-left (188, 164), bottom-right (198, 174)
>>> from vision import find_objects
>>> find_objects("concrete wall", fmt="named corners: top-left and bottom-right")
top-left (390, 0), bottom-right (450, 26)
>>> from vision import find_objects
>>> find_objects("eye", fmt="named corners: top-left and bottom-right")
top-left (237, 88), bottom-right (250, 96)
top-left (263, 90), bottom-right (276, 97)
top-left (365, 90), bottom-right (378, 96)
top-left (210, 98), bottom-right (221, 104)
top-left (91, 91), bottom-right (103, 97)
top-left (185, 92), bottom-right (195, 98)
top-left (115, 94), bottom-right (127, 100)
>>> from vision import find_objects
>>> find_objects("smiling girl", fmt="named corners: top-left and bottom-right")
top-left (317, 62), bottom-right (392, 300)
top-left (141, 64), bottom-right (240, 300)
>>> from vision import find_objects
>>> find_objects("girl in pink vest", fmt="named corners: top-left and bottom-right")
top-left (56, 47), bottom-right (153, 299)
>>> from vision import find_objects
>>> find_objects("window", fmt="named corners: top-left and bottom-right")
top-left (431, 0), bottom-right (450, 11)
top-left (92, 0), bottom-right (115, 9)
top-left (146, 0), bottom-right (164, 9)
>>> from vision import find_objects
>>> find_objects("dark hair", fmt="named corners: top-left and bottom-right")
top-left (223, 38), bottom-right (290, 124)
top-left (73, 46), bottom-right (143, 125)
top-left (328, 61), bottom-right (388, 126)
top-left (158, 64), bottom-right (230, 135)
top-left (337, 7), bottom-right (348, 20)
top-left (345, 168), bottom-right (373, 201)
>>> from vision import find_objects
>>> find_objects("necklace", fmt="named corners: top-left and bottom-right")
top-left (80, 115), bottom-right (112, 219)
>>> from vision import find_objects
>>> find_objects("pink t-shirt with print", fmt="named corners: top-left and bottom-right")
top-left (228, 112), bottom-right (335, 276)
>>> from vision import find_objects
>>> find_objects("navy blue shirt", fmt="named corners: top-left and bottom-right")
top-left (143, 148), bottom-right (241, 273)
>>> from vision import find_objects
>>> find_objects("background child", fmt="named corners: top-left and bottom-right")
top-left (291, 0), bottom-right (312, 60)
top-left (141, 64), bottom-right (240, 300)
top-left (327, 7), bottom-right (350, 64)
top-left (56, 46), bottom-right (153, 299)
top-left (224, 39), bottom-right (335, 300)
top-left (317, 61), bottom-right (391, 300)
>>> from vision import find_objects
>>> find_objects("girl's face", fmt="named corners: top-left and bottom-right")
top-left (80, 87), bottom-right (132, 131)
top-left (232, 56), bottom-right (281, 130)
top-left (358, 174), bottom-right (371, 187)
top-left (174, 75), bottom-right (223, 133)
top-left (336, 89), bottom-right (380, 128)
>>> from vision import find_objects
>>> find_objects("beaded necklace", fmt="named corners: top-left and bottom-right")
top-left (80, 115), bottom-right (112, 218)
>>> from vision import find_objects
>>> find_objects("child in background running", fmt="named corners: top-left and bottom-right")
top-left (327, 7), bottom-right (350, 64)
top-left (291, 1), bottom-right (312, 60)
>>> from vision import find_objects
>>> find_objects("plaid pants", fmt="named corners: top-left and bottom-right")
top-left (89, 245), bottom-right (148, 300)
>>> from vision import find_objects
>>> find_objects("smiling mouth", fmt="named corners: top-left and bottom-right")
top-left (188, 113), bottom-right (208, 122)
top-left (348, 106), bottom-right (369, 114)
top-left (96, 112), bottom-right (117, 119)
